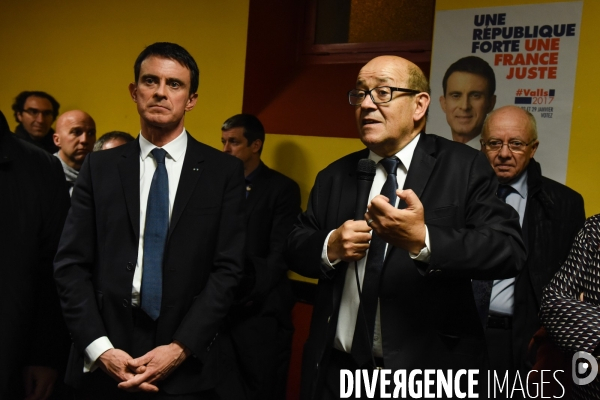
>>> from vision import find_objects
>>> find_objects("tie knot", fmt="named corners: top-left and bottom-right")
top-left (497, 184), bottom-right (514, 202)
top-left (151, 148), bottom-right (167, 164)
top-left (379, 157), bottom-right (399, 175)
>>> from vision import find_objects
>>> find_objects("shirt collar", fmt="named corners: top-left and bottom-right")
top-left (506, 170), bottom-right (528, 199)
top-left (368, 132), bottom-right (421, 171)
top-left (139, 128), bottom-right (187, 162)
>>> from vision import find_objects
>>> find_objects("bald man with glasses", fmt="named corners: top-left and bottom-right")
top-left (476, 105), bottom-right (585, 392)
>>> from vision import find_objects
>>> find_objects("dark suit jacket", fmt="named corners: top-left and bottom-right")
top-left (220, 163), bottom-right (301, 400)
top-left (0, 119), bottom-right (70, 397)
top-left (512, 159), bottom-right (585, 373)
top-left (54, 134), bottom-right (246, 395)
top-left (242, 163), bottom-right (300, 309)
top-left (286, 133), bottom-right (527, 399)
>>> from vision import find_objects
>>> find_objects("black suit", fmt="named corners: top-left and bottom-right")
top-left (509, 159), bottom-right (585, 374)
top-left (0, 115), bottom-right (70, 398)
top-left (287, 133), bottom-right (526, 399)
top-left (54, 134), bottom-right (246, 396)
top-left (218, 163), bottom-right (301, 400)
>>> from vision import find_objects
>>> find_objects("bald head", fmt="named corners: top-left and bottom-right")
top-left (482, 105), bottom-right (537, 142)
top-left (54, 110), bottom-right (96, 170)
top-left (354, 56), bottom-right (430, 157)
top-left (481, 105), bottom-right (539, 183)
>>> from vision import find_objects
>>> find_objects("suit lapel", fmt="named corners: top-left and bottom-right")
top-left (245, 165), bottom-right (270, 219)
top-left (386, 133), bottom-right (436, 260)
top-left (168, 135), bottom-right (204, 238)
top-left (400, 133), bottom-right (436, 207)
top-left (118, 140), bottom-right (141, 239)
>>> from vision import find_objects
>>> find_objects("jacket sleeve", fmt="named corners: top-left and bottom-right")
top-left (540, 215), bottom-right (600, 354)
top-left (425, 152), bottom-right (527, 279)
top-left (286, 170), bottom-right (337, 280)
top-left (53, 155), bottom-right (107, 354)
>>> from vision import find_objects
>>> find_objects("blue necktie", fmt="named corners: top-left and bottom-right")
top-left (141, 148), bottom-right (169, 320)
top-left (351, 157), bottom-right (400, 367)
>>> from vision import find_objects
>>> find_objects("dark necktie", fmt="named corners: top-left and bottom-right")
top-left (141, 148), bottom-right (169, 320)
top-left (496, 184), bottom-right (514, 202)
top-left (351, 157), bottom-right (400, 367)
top-left (472, 184), bottom-right (514, 327)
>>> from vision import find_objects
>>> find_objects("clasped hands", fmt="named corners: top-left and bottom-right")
top-left (326, 189), bottom-right (426, 262)
top-left (98, 341), bottom-right (190, 393)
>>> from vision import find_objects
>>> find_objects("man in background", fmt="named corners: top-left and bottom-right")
top-left (219, 114), bottom-right (300, 400)
top-left (53, 110), bottom-right (97, 196)
top-left (477, 105), bottom-right (585, 391)
top-left (439, 56), bottom-right (496, 147)
top-left (0, 110), bottom-right (70, 399)
top-left (94, 131), bottom-right (135, 151)
top-left (12, 91), bottom-right (60, 153)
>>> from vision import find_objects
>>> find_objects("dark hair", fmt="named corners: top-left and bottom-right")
top-left (12, 91), bottom-right (60, 122)
top-left (134, 42), bottom-right (199, 94)
top-left (221, 114), bottom-right (265, 153)
top-left (442, 56), bottom-right (496, 97)
top-left (93, 131), bottom-right (135, 151)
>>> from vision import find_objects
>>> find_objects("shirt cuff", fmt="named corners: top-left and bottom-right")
top-left (83, 336), bottom-right (114, 373)
top-left (321, 230), bottom-right (342, 270)
top-left (409, 225), bottom-right (431, 263)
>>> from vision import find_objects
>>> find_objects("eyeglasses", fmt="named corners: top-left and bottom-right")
top-left (22, 108), bottom-right (54, 118)
top-left (348, 86), bottom-right (421, 106)
top-left (480, 139), bottom-right (537, 154)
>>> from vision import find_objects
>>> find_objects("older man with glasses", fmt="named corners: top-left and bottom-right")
top-left (475, 105), bottom-right (585, 396)
top-left (11, 91), bottom-right (61, 154)
top-left (287, 56), bottom-right (526, 400)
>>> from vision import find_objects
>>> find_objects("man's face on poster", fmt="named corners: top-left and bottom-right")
top-left (440, 71), bottom-right (496, 143)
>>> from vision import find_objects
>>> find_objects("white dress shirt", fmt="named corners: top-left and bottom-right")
top-left (320, 134), bottom-right (431, 358)
top-left (83, 129), bottom-right (188, 372)
top-left (489, 170), bottom-right (528, 316)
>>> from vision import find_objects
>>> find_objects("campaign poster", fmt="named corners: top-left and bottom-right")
top-left (429, 2), bottom-right (583, 184)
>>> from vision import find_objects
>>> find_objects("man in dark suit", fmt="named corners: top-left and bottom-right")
top-left (0, 110), bottom-right (70, 399)
top-left (478, 105), bottom-right (585, 390)
top-left (286, 56), bottom-right (526, 399)
top-left (54, 42), bottom-right (246, 399)
top-left (218, 114), bottom-right (300, 400)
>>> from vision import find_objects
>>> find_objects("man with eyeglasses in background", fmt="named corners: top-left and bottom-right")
top-left (477, 105), bottom-right (585, 395)
top-left (12, 91), bottom-right (60, 153)
top-left (287, 56), bottom-right (526, 399)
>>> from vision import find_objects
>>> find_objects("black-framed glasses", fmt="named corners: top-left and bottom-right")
top-left (22, 108), bottom-right (54, 118)
top-left (348, 86), bottom-right (421, 106)
top-left (480, 139), bottom-right (537, 154)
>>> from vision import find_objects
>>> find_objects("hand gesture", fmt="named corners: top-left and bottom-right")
top-left (327, 220), bottom-right (372, 262)
top-left (365, 189), bottom-right (426, 255)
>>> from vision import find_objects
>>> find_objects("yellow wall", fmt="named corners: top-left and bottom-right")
top-left (0, 0), bottom-right (249, 149)
top-left (1, 0), bottom-right (595, 218)
top-left (436, 0), bottom-right (599, 216)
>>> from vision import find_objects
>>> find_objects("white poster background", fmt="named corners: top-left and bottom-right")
top-left (428, 2), bottom-right (583, 184)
